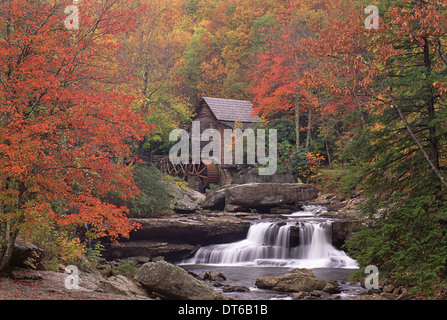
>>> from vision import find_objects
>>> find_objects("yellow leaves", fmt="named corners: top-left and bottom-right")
top-left (57, 235), bottom-right (86, 265)
top-left (329, 86), bottom-right (343, 96)
top-left (295, 152), bottom-right (325, 181)
top-left (234, 118), bottom-right (244, 130)
top-left (370, 122), bottom-right (385, 132)
top-left (433, 81), bottom-right (447, 95)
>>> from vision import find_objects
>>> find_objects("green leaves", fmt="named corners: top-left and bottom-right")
top-left (346, 189), bottom-right (447, 294)
top-left (105, 164), bottom-right (171, 217)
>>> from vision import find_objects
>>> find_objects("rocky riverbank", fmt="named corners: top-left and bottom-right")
top-left (1, 182), bottom-right (396, 301)
top-left (0, 267), bottom-right (150, 300)
top-left (102, 184), bottom-right (364, 264)
top-left (7, 185), bottom-right (364, 269)
top-left (0, 256), bottom-right (424, 300)
top-left (103, 210), bottom-right (360, 263)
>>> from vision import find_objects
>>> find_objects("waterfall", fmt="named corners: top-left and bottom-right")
top-left (185, 220), bottom-right (357, 269)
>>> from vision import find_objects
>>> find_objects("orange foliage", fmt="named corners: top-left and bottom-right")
top-left (296, 152), bottom-right (325, 181)
top-left (0, 0), bottom-right (150, 246)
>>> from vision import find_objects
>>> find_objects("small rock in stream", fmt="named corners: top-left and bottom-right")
top-left (211, 272), bottom-right (227, 281)
top-left (222, 285), bottom-right (250, 293)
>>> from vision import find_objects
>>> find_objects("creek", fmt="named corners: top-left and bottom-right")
top-left (180, 205), bottom-right (363, 300)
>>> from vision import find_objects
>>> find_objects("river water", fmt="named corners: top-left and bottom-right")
top-left (180, 205), bottom-right (364, 300)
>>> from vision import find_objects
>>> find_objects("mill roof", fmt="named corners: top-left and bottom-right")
top-left (202, 97), bottom-right (261, 123)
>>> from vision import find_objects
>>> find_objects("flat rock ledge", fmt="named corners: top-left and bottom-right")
top-left (203, 183), bottom-right (319, 212)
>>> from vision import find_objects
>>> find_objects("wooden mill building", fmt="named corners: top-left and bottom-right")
top-left (192, 97), bottom-right (261, 164)
top-left (194, 97), bottom-right (261, 131)
top-left (161, 97), bottom-right (261, 192)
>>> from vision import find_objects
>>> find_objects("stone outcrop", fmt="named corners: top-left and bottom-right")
top-left (99, 274), bottom-right (148, 298)
top-left (105, 241), bottom-right (196, 262)
top-left (131, 214), bottom-right (251, 245)
top-left (308, 193), bottom-right (364, 248)
top-left (135, 260), bottom-right (227, 300)
top-left (104, 213), bottom-right (253, 262)
top-left (219, 165), bottom-right (296, 185)
top-left (203, 183), bottom-right (319, 212)
top-left (311, 193), bottom-right (364, 220)
top-left (0, 268), bottom-right (150, 300)
top-left (255, 268), bottom-right (341, 294)
top-left (10, 238), bottom-right (44, 268)
top-left (331, 220), bottom-right (359, 248)
top-left (162, 181), bottom-right (206, 212)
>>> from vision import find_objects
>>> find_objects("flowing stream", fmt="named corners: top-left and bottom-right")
top-left (181, 205), bottom-right (362, 300)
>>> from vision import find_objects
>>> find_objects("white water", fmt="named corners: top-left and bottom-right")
top-left (184, 218), bottom-right (357, 269)
top-left (284, 204), bottom-right (328, 217)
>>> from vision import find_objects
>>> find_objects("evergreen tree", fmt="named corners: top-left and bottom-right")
top-left (345, 0), bottom-right (447, 294)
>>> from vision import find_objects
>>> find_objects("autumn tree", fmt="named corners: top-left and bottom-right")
top-left (303, 0), bottom-right (447, 291)
top-left (249, 2), bottom-right (325, 150)
top-left (178, 0), bottom-right (282, 101)
top-left (350, 0), bottom-right (447, 291)
top-left (119, 0), bottom-right (192, 156)
top-left (0, 0), bottom-right (149, 270)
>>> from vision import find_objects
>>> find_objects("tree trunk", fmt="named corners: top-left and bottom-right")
top-left (305, 103), bottom-right (312, 150)
top-left (294, 92), bottom-right (300, 149)
top-left (293, 53), bottom-right (300, 149)
top-left (142, 69), bottom-right (149, 97)
top-left (0, 180), bottom-right (27, 271)
top-left (325, 140), bottom-right (332, 168)
top-left (379, 81), bottom-right (447, 189)
top-left (0, 220), bottom-right (19, 271)
top-left (374, 32), bottom-right (446, 189)
top-left (423, 36), bottom-right (440, 173)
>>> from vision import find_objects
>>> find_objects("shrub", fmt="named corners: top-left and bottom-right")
top-left (57, 235), bottom-right (86, 266)
top-left (85, 242), bottom-right (105, 268)
top-left (294, 151), bottom-right (325, 182)
top-left (163, 174), bottom-right (189, 189)
top-left (276, 142), bottom-right (325, 183)
top-left (344, 191), bottom-right (447, 296)
top-left (20, 216), bottom-right (86, 269)
top-left (106, 164), bottom-right (171, 217)
top-left (112, 260), bottom-right (139, 277)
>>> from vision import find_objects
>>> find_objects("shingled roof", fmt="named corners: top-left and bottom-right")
top-left (202, 97), bottom-right (261, 123)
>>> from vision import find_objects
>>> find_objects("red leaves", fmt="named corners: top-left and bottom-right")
top-left (250, 26), bottom-right (299, 118)
top-left (0, 0), bottom-right (148, 242)
top-left (57, 197), bottom-right (140, 241)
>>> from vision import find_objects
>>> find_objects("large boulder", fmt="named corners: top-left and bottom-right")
top-left (161, 181), bottom-right (206, 212)
top-left (202, 186), bottom-right (228, 209)
top-left (135, 260), bottom-right (227, 300)
top-left (203, 183), bottom-right (319, 212)
top-left (99, 274), bottom-right (148, 298)
top-left (10, 238), bottom-right (44, 268)
top-left (219, 165), bottom-right (296, 185)
top-left (255, 268), bottom-right (340, 294)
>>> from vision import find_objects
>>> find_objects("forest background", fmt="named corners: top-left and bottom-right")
top-left (0, 0), bottom-right (446, 296)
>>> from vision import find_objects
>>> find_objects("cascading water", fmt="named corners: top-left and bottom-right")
top-left (185, 218), bottom-right (357, 269)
